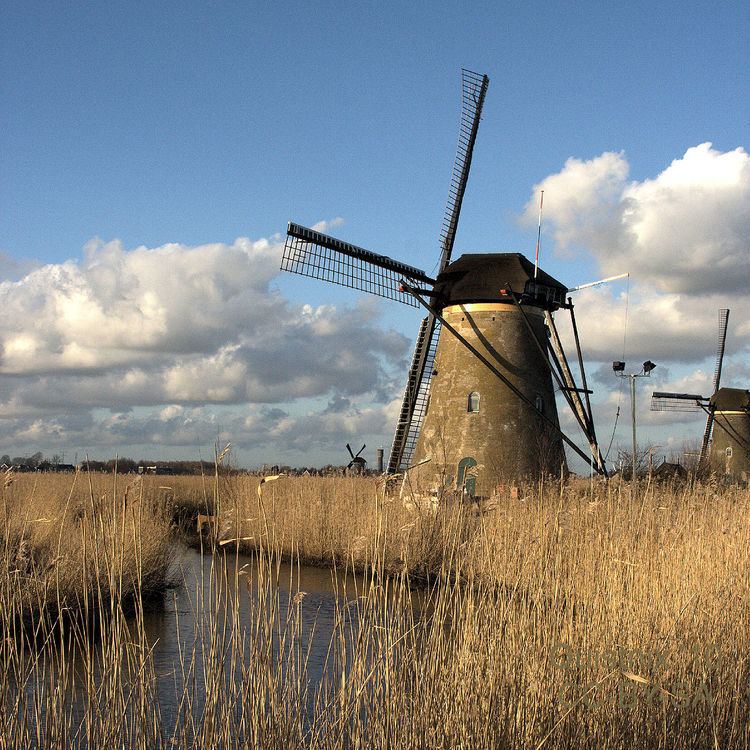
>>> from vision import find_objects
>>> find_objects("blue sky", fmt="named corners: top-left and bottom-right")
top-left (1, 1), bottom-right (748, 468)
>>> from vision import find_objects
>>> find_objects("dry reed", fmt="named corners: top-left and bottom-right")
top-left (1, 470), bottom-right (748, 748)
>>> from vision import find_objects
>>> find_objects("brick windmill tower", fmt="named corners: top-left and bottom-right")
top-left (281, 70), bottom-right (607, 495)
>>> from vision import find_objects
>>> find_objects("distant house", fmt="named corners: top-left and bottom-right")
top-left (653, 461), bottom-right (688, 480)
top-left (138, 465), bottom-right (176, 475)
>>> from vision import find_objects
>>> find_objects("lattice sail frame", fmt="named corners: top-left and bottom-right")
top-left (438, 69), bottom-right (490, 265)
top-left (279, 69), bottom-right (490, 474)
top-left (281, 223), bottom-right (432, 308)
top-left (650, 392), bottom-right (708, 413)
top-left (700, 308), bottom-right (731, 462)
top-left (387, 317), bottom-right (443, 473)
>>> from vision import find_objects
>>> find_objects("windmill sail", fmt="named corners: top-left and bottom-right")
top-left (700, 308), bottom-right (730, 464)
top-left (387, 69), bottom-right (489, 473)
top-left (281, 223), bottom-right (433, 307)
top-left (651, 392), bottom-right (707, 412)
top-left (387, 317), bottom-right (442, 473)
top-left (438, 69), bottom-right (490, 269)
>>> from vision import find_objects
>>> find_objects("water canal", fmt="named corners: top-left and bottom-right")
top-left (14, 545), bottom-right (428, 746)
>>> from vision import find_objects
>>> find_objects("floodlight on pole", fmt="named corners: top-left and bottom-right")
top-left (614, 360), bottom-right (657, 487)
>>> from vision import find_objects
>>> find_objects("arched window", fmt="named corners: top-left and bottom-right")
top-left (467, 392), bottom-right (480, 413)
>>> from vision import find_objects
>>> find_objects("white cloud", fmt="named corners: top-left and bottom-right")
top-left (0, 400), bottom-right (399, 466)
top-left (523, 143), bottom-right (750, 296)
top-left (519, 143), bottom-right (750, 468)
top-left (311, 217), bottom-right (344, 233)
top-left (523, 143), bottom-right (750, 367)
top-left (0, 229), bottom-right (411, 462)
top-left (0, 236), bottom-right (281, 375)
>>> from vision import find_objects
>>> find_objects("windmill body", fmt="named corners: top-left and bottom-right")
top-left (409, 254), bottom-right (568, 495)
top-left (345, 443), bottom-right (367, 475)
top-left (708, 388), bottom-right (750, 481)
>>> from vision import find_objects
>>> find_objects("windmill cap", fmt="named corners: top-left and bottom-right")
top-left (433, 253), bottom-right (567, 309)
top-left (709, 388), bottom-right (750, 411)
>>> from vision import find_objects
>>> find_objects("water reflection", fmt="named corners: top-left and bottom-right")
top-left (143, 547), bottom-right (412, 737)
top-left (11, 547), bottom-right (425, 746)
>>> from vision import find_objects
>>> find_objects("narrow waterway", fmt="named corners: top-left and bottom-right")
top-left (144, 546), bottom-right (371, 732)
top-left (10, 545), bottom-right (427, 746)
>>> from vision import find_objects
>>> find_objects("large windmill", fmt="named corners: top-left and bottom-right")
top-left (281, 69), bottom-right (607, 496)
top-left (651, 309), bottom-right (750, 480)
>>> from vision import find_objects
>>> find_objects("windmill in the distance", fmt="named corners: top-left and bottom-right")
top-left (651, 309), bottom-right (750, 481)
top-left (281, 69), bottom-right (608, 496)
top-left (345, 443), bottom-right (367, 474)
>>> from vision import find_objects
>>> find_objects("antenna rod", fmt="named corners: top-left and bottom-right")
top-left (533, 190), bottom-right (544, 279)
top-left (568, 273), bottom-right (629, 293)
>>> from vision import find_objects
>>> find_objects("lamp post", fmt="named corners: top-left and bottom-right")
top-left (613, 360), bottom-right (656, 488)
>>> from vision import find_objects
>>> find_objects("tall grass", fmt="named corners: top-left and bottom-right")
top-left (1, 469), bottom-right (177, 628)
top-left (1, 470), bottom-right (749, 747)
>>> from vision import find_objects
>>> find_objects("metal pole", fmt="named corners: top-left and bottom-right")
top-left (568, 272), bottom-right (629, 293)
top-left (534, 190), bottom-right (544, 279)
top-left (631, 374), bottom-right (637, 489)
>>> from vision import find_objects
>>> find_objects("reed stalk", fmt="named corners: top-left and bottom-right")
top-left (0, 471), bottom-right (748, 747)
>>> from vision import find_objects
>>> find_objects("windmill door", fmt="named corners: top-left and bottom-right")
top-left (457, 457), bottom-right (477, 497)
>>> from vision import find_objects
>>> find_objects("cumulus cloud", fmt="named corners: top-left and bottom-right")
top-left (565, 286), bottom-right (749, 367)
top-left (0, 236), bottom-right (282, 375)
top-left (0, 400), bottom-right (400, 463)
top-left (522, 144), bottom-right (750, 369)
top-left (518, 143), bottom-right (750, 461)
top-left (523, 143), bottom-right (750, 296)
top-left (0, 230), bottom-right (411, 460)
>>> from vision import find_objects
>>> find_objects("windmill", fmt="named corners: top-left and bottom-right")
top-left (651, 309), bottom-right (750, 480)
top-left (281, 69), bottom-right (608, 496)
top-left (346, 443), bottom-right (367, 474)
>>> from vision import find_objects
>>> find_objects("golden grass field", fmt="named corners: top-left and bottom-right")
top-left (1, 467), bottom-right (749, 748)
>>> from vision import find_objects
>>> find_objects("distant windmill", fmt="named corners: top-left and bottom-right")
top-left (651, 309), bottom-right (750, 480)
top-left (346, 443), bottom-right (367, 474)
top-left (282, 69), bottom-right (608, 496)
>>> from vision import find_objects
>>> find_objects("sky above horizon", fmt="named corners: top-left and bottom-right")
top-left (1, 1), bottom-right (749, 469)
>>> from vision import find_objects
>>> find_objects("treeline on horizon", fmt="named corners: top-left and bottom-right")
top-left (0, 452), bottom-right (378, 476)
top-left (1, 452), bottom-right (226, 475)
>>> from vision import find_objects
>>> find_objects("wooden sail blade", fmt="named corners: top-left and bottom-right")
top-left (281, 223), bottom-right (433, 307)
top-left (437, 69), bottom-right (490, 271)
top-left (650, 392), bottom-right (707, 412)
top-left (387, 316), bottom-right (441, 473)
top-left (700, 308), bottom-right (730, 463)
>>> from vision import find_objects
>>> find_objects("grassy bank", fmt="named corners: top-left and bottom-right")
top-left (1, 469), bottom-right (177, 630)
top-left (1, 471), bottom-right (749, 747)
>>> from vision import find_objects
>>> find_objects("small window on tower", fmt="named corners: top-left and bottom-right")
top-left (535, 394), bottom-right (545, 414)
top-left (468, 392), bottom-right (480, 413)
